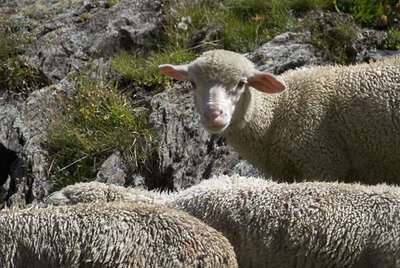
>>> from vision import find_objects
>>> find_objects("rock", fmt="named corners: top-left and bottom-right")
top-left (247, 32), bottom-right (326, 74)
top-left (0, 86), bottom-right (65, 207)
top-left (96, 151), bottom-right (127, 186)
top-left (147, 84), bottom-right (261, 191)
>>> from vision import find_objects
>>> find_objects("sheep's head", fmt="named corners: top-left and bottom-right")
top-left (159, 50), bottom-right (286, 134)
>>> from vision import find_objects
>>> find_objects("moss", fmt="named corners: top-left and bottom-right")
top-left (22, 0), bottom-right (80, 19)
top-left (112, 49), bottom-right (195, 89)
top-left (43, 76), bottom-right (153, 190)
top-left (79, 12), bottom-right (93, 22)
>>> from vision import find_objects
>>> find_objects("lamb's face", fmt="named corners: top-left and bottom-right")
top-left (188, 69), bottom-right (247, 134)
top-left (159, 50), bottom-right (286, 134)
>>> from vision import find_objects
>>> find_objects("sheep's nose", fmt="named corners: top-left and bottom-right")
top-left (204, 108), bottom-right (223, 120)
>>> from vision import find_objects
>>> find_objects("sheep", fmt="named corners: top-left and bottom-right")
top-left (43, 181), bottom-right (163, 206)
top-left (44, 177), bottom-right (400, 267)
top-left (169, 175), bottom-right (400, 268)
top-left (0, 201), bottom-right (238, 268)
top-left (159, 50), bottom-right (400, 184)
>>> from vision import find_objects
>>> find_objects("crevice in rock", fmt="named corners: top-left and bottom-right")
top-left (0, 144), bottom-right (18, 186)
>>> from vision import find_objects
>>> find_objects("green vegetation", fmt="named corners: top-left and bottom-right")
top-left (302, 12), bottom-right (358, 64)
top-left (43, 76), bottom-right (153, 190)
top-left (0, 16), bottom-right (49, 97)
top-left (112, 49), bottom-right (195, 89)
top-left (385, 27), bottom-right (400, 49)
top-left (335, 0), bottom-right (400, 28)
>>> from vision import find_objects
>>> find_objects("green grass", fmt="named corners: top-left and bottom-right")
top-left (112, 49), bottom-right (195, 89)
top-left (163, 0), bottom-right (293, 52)
top-left (43, 76), bottom-right (153, 190)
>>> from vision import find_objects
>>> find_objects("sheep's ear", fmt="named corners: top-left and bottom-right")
top-left (248, 71), bottom-right (286, 94)
top-left (159, 64), bottom-right (190, 81)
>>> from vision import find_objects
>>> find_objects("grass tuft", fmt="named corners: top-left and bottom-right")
top-left (43, 76), bottom-right (153, 190)
top-left (112, 49), bottom-right (195, 89)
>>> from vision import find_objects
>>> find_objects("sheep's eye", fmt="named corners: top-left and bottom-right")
top-left (237, 78), bottom-right (247, 89)
top-left (190, 81), bottom-right (196, 89)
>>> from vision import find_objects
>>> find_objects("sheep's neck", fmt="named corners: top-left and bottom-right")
top-left (223, 87), bottom-right (284, 172)
top-left (227, 87), bottom-right (282, 137)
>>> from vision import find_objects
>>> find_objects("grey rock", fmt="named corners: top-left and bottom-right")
top-left (96, 151), bottom-right (148, 188)
top-left (247, 32), bottom-right (325, 74)
top-left (0, 86), bottom-right (65, 207)
top-left (96, 151), bottom-right (128, 186)
top-left (25, 0), bottom-right (163, 83)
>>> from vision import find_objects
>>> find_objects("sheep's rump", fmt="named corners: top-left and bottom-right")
top-left (0, 202), bottom-right (237, 268)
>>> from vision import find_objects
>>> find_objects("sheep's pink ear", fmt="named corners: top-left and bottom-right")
top-left (159, 64), bottom-right (190, 81)
top-left (248, 71), bottom-right (286, 94)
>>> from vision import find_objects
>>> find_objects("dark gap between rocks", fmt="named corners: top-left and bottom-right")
top-left (0, 144), bottom-right (18, 186)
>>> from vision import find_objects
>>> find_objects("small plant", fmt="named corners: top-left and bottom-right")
top-left (385, 27), bottom-right (400, 49)
top-left (0, 57), bottom-right (50, 96)
top-left (43, 76), bottom-right (153, 190)
top-left (112, 49), bottom-right (195, 89)
top-left (79, 12), bottom-right (93, 22)
top-left (105, 0), bottom-right (120, 8)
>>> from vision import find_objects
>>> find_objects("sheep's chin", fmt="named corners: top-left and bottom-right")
top-left (203, 123), bottom-right (229, 134)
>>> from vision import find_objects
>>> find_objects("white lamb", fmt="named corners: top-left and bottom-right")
top-left (0, 201), bottom-right (237, 268)
top-left (159, 50), bottom-right (400, 184)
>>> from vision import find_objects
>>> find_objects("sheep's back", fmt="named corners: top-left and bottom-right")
top-left (169, 175), bottom-right (400, 268)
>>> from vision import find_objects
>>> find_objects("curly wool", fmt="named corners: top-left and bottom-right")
top-left (45, 178), bottom-right (400, 268)
top-left (0, 202), bottom-right (238, 268)
top-left (169, 175), bottom-right (400, 268)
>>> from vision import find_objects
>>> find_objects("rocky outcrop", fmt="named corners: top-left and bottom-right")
top-left (0, 0), bottom-right (399, 204)
top-left (24, 0), bottom-right (163, 83)
top-left (0, 86), bottom-right (65, 207)
top-left (248, 32), bottom-right (325, 74)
